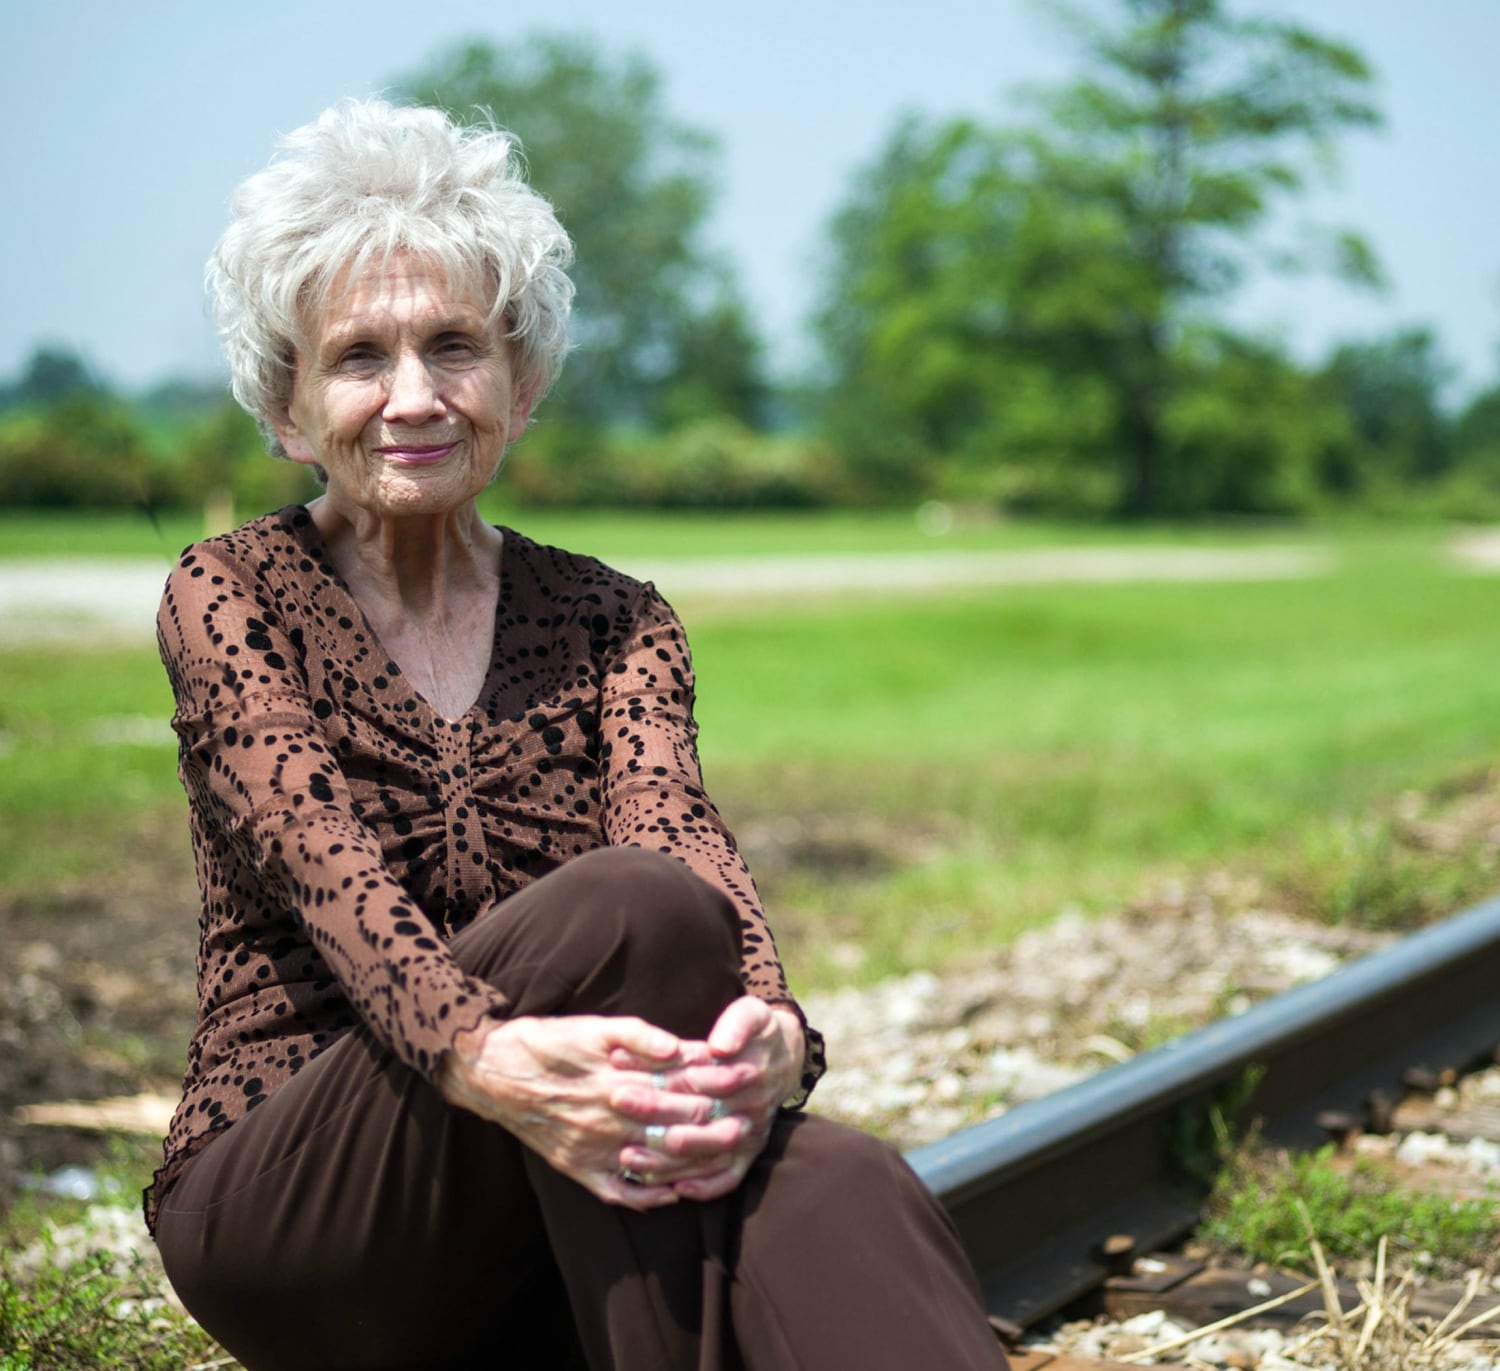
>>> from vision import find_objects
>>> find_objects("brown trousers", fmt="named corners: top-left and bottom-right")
top-left (155, 847), bottom-right (1007, 1370)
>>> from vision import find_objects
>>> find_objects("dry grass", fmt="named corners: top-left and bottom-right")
top-left (1120, 1208), bottom-right (1500, 1369)
top-left (1285, 1220), bottom-right (1500, 1371)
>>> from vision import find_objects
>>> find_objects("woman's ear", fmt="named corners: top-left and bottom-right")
top-left (271, 403), bottom-right (320, 467)
top-left (506, 384), bottom-right (537, 444)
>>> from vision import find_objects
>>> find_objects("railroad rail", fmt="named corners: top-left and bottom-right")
top-left (907, 891), bottom-right (1500, 1333)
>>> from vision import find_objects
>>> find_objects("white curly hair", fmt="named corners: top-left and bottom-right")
top-left (207, 97), bottom-right (575, 457)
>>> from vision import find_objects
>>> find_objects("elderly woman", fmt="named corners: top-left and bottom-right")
top-left (148, 98), bottom-right (1006, 1371)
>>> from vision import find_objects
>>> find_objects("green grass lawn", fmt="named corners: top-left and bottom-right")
top-left (685, 538), bottom-right (1500, 976)
top-left (3, 513), bottom-right (1498, 990)
top-left (0, 497), bottom-right (1346, 561)
top-left (0, 503), bottom-right (1048, 560)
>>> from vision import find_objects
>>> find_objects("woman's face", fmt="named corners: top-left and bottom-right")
top-left (273, 254), bottom-right (533, 521)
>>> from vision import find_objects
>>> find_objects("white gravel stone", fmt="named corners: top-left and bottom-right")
top-left (1261, 941), bottom-right (1341, 983)
top-left (1461, 1136), bottom-right (1500, 1174)
top-left (802, 880), bottom-right (1391, 1148)
top-left (15, 1203), bottom-right (157, 1280)
top-left (1395, 1130), bottom-right (1447, 1165)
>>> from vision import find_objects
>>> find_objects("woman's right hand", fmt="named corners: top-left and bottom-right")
top-left (437, 1015), bottom-right (750, 1211)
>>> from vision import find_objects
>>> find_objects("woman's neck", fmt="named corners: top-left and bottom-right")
top-left (305, 494), bottom-right (504, 719)
top-left (307, 494), bottom-right (502, 617)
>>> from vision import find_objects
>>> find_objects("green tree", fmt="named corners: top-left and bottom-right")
top-left (174, 399), bottom-right (317, 530)
top-left (396, 35), bottom-right (766, 431)
top-left (1160, 330), bottom-right (1358, 513)
top-left (1321, 327), bottom-right (1454, 485)
top-left (0, 344), bottom-right (108, 411)
top-left (817, 0), bottom-right (1382, 515)
top-left (1454, 375), bottom-right (1500, 478)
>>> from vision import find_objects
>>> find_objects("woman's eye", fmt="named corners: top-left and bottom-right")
top-left (337, 347), bottom-right (382, 371)
top-left (434, 337), bottom-right (477, 360)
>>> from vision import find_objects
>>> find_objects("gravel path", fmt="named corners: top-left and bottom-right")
top-left (802, 874), bottom-right (1395, 1149)
top-left (16, 522), bottom-right (1500, 643)
top-left (0, 543), bottom-right (1333, 644)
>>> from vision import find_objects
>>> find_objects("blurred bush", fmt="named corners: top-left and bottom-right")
top-left (504, 418), bottom-right (858, 509)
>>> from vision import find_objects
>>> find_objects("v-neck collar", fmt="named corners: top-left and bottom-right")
top-left (282, 504), bottom-right (513, 724)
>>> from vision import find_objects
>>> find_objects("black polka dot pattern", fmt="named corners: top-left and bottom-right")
top-left (145, 506), bottom-right (825, 1229)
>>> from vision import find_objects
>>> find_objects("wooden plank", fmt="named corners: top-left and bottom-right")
top-left (1009, 1355), bottom-right (1193, 1371)
top-left (1104, 1265), bottom-right (1500, 1337)
top-left (13, 1092), bottom-right (176, 1134)
top-left (1390, 1093), bottom-right (1500, 1144)
top-left (1004, 1354), bottom-right (1055, 1371)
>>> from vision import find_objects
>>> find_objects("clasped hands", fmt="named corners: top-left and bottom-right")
top-left (438, 995), bottom-right (804, 1211)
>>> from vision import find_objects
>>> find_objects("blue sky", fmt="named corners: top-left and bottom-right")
top-left (6, 0), bottom-right (1498, 399)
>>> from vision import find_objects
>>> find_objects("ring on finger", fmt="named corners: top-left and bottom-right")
top-left (619, 1166), bottom-right (649, 1185)
top-left (651, 1070), bottom-right (669, 1092)
top-left (644, 1123), bottom-right (668, 1147)
top-left (707, 1098), bottom-right (729, 1122)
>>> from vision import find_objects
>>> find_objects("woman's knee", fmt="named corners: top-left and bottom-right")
top-left (457, 847), bottom-right (746, 1032)
top-left (578, 845), bottom-right (742, 958)
top-left (562, 848), bottom-right (744, 1031)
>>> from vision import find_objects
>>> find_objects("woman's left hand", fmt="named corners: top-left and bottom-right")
top-left (609, 996), bottom-right (805, 1201)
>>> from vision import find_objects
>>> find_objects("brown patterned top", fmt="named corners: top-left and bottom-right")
top-left (146, 505), bottom-right (823, 1230)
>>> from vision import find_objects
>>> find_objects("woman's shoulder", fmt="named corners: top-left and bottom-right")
top-left (160, 506), bottom-right (322, 627)
top-left (171, 505), bottom-right (315, 572)
top-left (498, 524), bottom-right (658, 608)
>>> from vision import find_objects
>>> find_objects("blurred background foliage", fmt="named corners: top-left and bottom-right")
top-left (4, 0), bottom-right (1500, 525)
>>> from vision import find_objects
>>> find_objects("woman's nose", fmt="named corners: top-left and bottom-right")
top-left (383, 350), bottom-right (444, 422)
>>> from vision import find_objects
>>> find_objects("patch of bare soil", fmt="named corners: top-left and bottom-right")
top-left (0, 839), bottom-right (198, 1206)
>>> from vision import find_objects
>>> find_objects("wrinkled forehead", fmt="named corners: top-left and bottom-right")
top-left (295, 248), bottom-right (502, 348)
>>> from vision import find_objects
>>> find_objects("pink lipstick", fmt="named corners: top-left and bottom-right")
top-left (378, 443), bottom-right (457, 466)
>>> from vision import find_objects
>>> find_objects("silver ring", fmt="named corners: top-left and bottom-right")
top-left (651, 1071), bottom-right (669, 1092)
top-left (644, 1123), bottom-right (668, 1146)
top-left (619, 1167), bottom-right (648, 1185)
top-left (708, 1099), bottom-right (729, 1122)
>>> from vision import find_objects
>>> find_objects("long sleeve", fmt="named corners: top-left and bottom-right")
top-left (158, 544), bottom-right (508, 1085)
top-left (597, 581), bottom-right (826, 1101)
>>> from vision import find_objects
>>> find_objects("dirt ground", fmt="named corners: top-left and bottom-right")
top-left (0, 820), bottom-right (200, 1207)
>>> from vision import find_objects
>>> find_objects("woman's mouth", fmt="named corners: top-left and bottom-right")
top-left (377, 442), bottom-right (458, 466)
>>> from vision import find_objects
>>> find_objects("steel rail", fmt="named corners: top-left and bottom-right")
top-left (906, 892), bottom-right (1500, 1330)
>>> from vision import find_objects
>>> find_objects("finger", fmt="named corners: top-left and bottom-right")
top-left (608, 1038), bottom-right (720, 1075)
top-left (616, 1146), bottom-right (737, 1186)
top-left (618, 1117), bottom-right (745, 1165)
top-left (609, 1084), bottom-right (723, 1124)
top-left (671, 1163), bottom-right (750, 1203)
top-left (629, 1116), bottom-right (745, 1160)
top-left (602, 1017), bottom-right (683, 1063)
top-left (667, 1061), bottom-right (757, 1097)
top-left (605, 1058), bottom-right (756, 1120)
top-left (706, 996), bottom-right (767, 1059)
top-left (603, 1171), bottom-right (680, 1211)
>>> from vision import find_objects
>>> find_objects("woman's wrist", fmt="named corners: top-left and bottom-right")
top-left (438, 1016), bottom-right (507, 1106)
top-left (767, 1003), bottom-right (807, 1103)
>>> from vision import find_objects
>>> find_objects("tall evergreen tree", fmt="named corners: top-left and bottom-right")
top-left (818, 0), bottom-right (1381, 515)
top-left (1322, 328), bottom-right (1454, 484)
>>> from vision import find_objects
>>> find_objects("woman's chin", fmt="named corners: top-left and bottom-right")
top-left (357, 466), bottom-right (490, 519)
